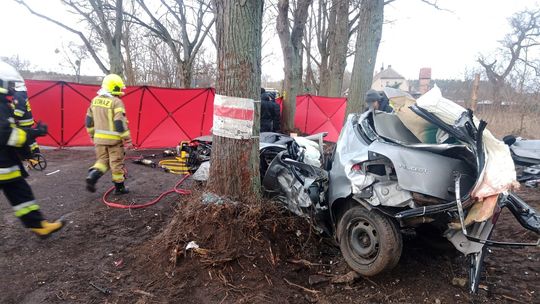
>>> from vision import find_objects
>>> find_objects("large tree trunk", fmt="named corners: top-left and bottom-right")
top-left (327, 0), bottom-right (349, 97)
top-left (277, 0), bottom-right (312, 132)
top-left (346, 0), bottom-right (383, 115)
top-left (206, 0), bottom-right (263, 201)
top-left (97, 0), bottom-right (124, 76)
top-left (108, 44), bottom-right (124, 75)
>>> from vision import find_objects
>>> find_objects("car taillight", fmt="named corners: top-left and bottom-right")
top-left (352, 163), bottom-right (362, 171)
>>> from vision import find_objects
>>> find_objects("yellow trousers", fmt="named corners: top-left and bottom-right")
top-left (91, 143), bottom-right (125, 182)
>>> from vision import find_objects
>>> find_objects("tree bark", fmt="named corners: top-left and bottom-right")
top-left (122, 21), bottom-right (136, 85)
top-left (181, 61), bottom-right (193, 87)
top-left (90, 0), bottom-right (124, 76)
top-left (206, 0), bottom-right (263, 201)
top-left (327, 0), bottom-right (350, 97)
top-left (346, 0), bottom-right (384, 116)
top-left (277, 0), bottom-right (313, 132)
top-left (304, 15), bottom-right (316, 93)
top-left (317, 0), bottom-right (331, 96)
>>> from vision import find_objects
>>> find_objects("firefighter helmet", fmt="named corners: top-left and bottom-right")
top-left (14, 81), bottom-right (27, 92)
top-left (101, 74), bottom-right (125, 96)
top-left (0, 61), bottom-right (24, 95)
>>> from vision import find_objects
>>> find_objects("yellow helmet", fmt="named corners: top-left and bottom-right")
top-left (101, 74), bottom-right (125, 96)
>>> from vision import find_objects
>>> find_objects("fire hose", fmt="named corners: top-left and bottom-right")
top-left (158, 157), bottom-right (190, 175)
top-left (102, 174), bottom-right (191, 209)
top-left (128, 153), bottom-right (190, 175)
top-left (102, 156), bottom-right (191, 209)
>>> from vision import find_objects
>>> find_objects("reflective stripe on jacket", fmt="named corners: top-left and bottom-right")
top-left (85, 95), bottom-right (131, 145)
top-left (0, 96), bottom-right (29, 183)
top-left (12, 91), bottom-right (35, 127)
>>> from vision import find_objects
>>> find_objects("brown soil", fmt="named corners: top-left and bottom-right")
top-left (0, 150), bottom-right (538, 304)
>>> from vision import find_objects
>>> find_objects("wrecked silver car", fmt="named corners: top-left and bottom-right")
top-left (262, 87), bottom-right (540, 293)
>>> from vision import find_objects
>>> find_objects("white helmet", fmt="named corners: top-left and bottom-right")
top-left (14, 81), bottom-right (27, 92)
top-left (0, 61), bottom-right (24, 95)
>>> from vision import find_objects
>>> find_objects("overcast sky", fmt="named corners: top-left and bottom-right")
top-left (1, 0), bottom-right (538, 81)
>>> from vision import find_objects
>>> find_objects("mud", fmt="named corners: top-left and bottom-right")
top-left (0, 150), bottom-right (538, 303)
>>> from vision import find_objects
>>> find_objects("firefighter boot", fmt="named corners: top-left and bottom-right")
top-left (30, 219), bottom-right (64, 239)
top-left (114, 182), bottom-right (130, 195)
top-left (86, 169), bottom-right (103, 193)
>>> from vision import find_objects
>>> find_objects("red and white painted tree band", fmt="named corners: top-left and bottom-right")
top-left (213, 94), bottom-right (255, 140)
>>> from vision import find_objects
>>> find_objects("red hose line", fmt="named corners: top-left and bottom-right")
top-left (102, 174), bottom-right (191, 209)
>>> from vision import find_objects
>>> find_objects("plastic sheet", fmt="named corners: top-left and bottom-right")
top-left (416, 86), bottom-right (518, 199)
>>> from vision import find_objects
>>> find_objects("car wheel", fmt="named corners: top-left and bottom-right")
top-left (338, 206), bottom-right (402, 276)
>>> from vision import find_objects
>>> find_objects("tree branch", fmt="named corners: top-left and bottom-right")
top-left (14, 0), bottom-right (109, 74)
top-left (419, 0), bottom-right (454, 13)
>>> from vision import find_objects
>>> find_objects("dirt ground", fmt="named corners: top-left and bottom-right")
top-left (0, 149), bottom-right (538, 304)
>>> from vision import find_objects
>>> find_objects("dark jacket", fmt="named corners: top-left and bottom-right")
top-left (261, 93), bottom-right (281, 132)
top-left (0, 95), bottom-right (30, 183)
top-left (12, 91), bottom-right (35, 127)
top-left (378, 95), bottom-right (394, 113)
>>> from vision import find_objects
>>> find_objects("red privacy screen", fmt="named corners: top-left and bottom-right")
top-left (27, 80), bottom-right (214, 148)
top-left (275, 94), bottom-right (347, 142)
top-left (26, 80), bottom-right (346, 148)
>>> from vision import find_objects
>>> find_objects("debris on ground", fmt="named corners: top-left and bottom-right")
top-left (192, 161), bottom-right (210, 181)
top-left (1, 150), bottom-right (538, 304)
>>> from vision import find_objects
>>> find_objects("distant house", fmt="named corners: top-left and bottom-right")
top-left (371, 65), bottom-right (409, 92)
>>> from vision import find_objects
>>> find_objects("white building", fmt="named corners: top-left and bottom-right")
top-left (371, 65), bottom-right (409, 92)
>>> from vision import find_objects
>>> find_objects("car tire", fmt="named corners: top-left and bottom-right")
top-left (338, 206), bottom-right (403, 276)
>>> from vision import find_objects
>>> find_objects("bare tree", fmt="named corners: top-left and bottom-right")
top-left (478, 9), bottom-right (540, 103)
top-left (304, 12), bottom-right (318, 93)
top-left (303, 0), bottom-right (360, 96)
top-left (1, 55), bottom-right (32, 72)
top-left (55, 42), bottom-right (88, 82)
top-left (312, 0), bottom-right (330, 95)
top-left (126, 0), bottom-right (215, 87)
top-left (206, 0), bottom-right (263, 201)
top-left (346, 0), bottom-right (449, 115)
top-left (191, 47), bottom-right (217, 87)
top-left (326, 0), bottom-right (352, 96)
top-left (346, 0), bottom-right (384, 116)
top-left (122, 0), bottom-right (139, 85)
top-left (316, 0), bottom-right (357, 96)
top-left (15, 0), bottom-right (125, 76)
top-left (277, 0), bottom-right (313, 132)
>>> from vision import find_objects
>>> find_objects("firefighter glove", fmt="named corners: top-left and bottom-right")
top-left (27, 121), bottom-right (48, 138)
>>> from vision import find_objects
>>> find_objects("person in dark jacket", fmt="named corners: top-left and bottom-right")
top-left (12, 82), bottom-right (40, 154)
top-left (365, 89), bottom-right (393, 113)
top-left (267, 91), bottom-right (281, 132)
top-left (0, 60), bottom-right (63, 238)
top-left (260, 89), bottom-right (281, 133)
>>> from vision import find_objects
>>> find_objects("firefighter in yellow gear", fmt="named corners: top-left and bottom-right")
top-left (0, 60), bottom-right (63, 238)
top-left (85, 74), bottom-right (132, 194)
